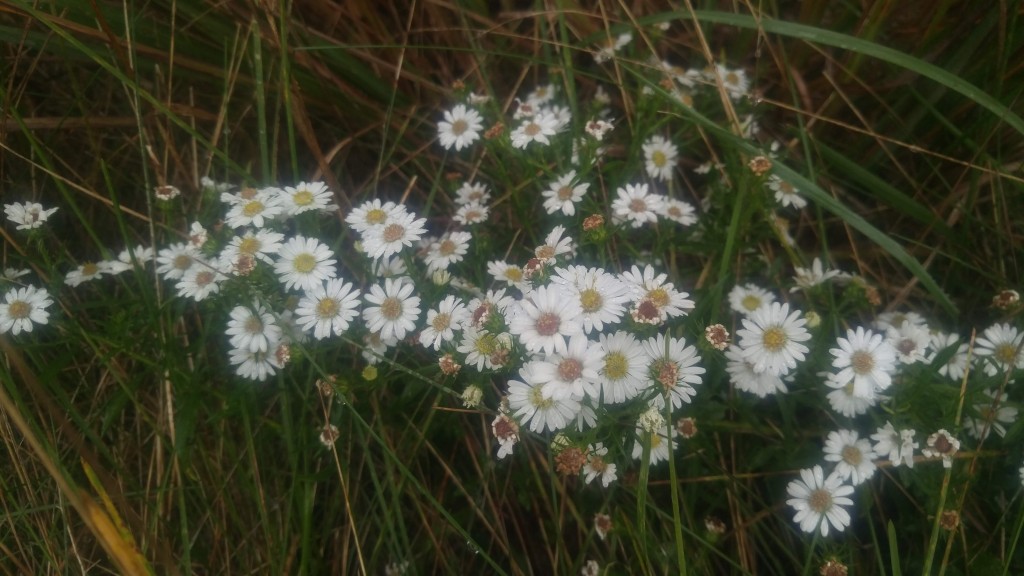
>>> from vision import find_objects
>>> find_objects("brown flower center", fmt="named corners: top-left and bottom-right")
top-left (534, 312), bottom-right (561, 336)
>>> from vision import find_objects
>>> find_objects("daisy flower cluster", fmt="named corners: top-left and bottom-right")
top-left (12, 26), bottom-right (1022, 557)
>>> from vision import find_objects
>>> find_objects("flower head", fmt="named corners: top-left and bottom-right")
top-left (4, 202), bottom-right (58, 230)
top-left (438, 105), bottom-right (484, 151)
top-left (786, 465), bottom-right (854, 537)
top-left (736, 302), bottom-right (811, 376)
top-left (0, 285), bottom-right (53, 335)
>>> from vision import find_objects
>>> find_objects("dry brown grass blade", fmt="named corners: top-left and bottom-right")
top-left (0, 335), bottom-right (161, 575)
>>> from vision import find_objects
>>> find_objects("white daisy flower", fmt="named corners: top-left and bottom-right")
top-left (437, 104), bottom-right (484, 151)
top-left (530, 333), bottom-right (602, 401)
top-left (510, 112), bottom-right (560, 149)
top-left (507, 364), bottom-right (580, 433)
top-left (594, 32), bottom-right (632, 63)
top-left (361, 209), bottom-right (428, 261)
top-left (824, 374), bottom-right (876, 417)
top-left (423, 231), bottom-right (472, 273)
top-left (526, 84), bottom-right (556, 106)
top-left (922, 429), bottom-right (960, 468)
top-left (64, 262), bottom-right (106, 287)
top-left (541, 170), bottom-right (589, 216)
top-left (928, 332), bottom-right (971, 381)
top-left (873, 310), bottom-right (928, 332)
top-left (226, 301), bottom-right (283, 353)
top-left (466, 288), bottom-right (515, 327)
top-left (296, 278), bottom-right (362, 339)
top-left (886, 322), bottom-right (931, 364)
top-left (551, 265), bottom-right (630, 334)
top-left (582, 443), bottom-right (617, 487)
top-left (0, 285), bottom-right (53, 335)
top-left (584, 119), bottom-right (614, 140)
top-left (229, 347), bottom-right (282, 381)
top-left (454, 181), bottom-right (490, 206)
top-left (974, 323), bottom-right (1024, 375)
top-left (457, 326), bottom-right (512, 372)
top-left (419, 295), bottom-right (469, 350)
top-left (4, 201), bottom-right (58, 230)
top-left (362, 277), bottom-right (421, 342)
top-left (830, 327), bottom-right (897, 398)
top-left (274, 235), bottom-right (338, 292)
top-left (661, 198), bottom-right (698, 226)
top-left (768, 175), bottom-right (807, 209)
top-left (1, 268), bottom-right (31, 283)
top-left (786, 465), bottom-right (854, 537)
top-left (790, 257), bottom-right (841, 292)
top-left (371, 255), bottom-right (408, 278)
top-left (176, 260), bottom-right (228, 302)
top-left (620, 264), bottom-right (694, 324)
top-left (224, 188), bottom-right (284, 228)
top-left (642, 135), bottom-right (678, 181)
top-left (728, 283), bottom-right (775, 315)
top-left (155, 242), bottom-right (200, 281)
top-left (534, 225), bottom-right (575, 263)
top-left (631, 425), bottom-right (676, 466)
top-left (611, 183), bottom-right (664, 228)
top-left (596, 331), bottom-right (647, 404)
top-left (279, 181), bottom-right (336, 215)
top-left (487, 260), bottom-right (529, 292)
top-left (642, 333), bottom-right (704, 411)
top-left (491, 412), bottom-right (520, 459)
top-left (345, 199), bottom-right (400, 234)
top-left (221, 229), bottom-right (286, 267)
top-left (736, 302), bottom-right (811, 376)
top-left (964, 389), bottom-right (1017, 441)
top-left (508, 284), bottom-right (583, 355)
top-left (724, 345), bottom-right (788, 397)
top-left (823, 429), bottom-right (876, 486)
top-left (454, 202), bottom-right (489, 225)
top-left (871, 422), bottom-right (917, 468)
top-left (361, 331), bottom-right (399, 365)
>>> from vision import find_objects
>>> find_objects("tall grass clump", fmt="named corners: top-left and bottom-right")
top-left (1, 1), bottom-right (1023, 574)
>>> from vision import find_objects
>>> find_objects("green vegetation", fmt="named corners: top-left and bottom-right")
top-left (1, 1), bottom-right (1022, 574)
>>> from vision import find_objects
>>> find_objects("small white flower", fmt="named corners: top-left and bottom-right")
top-left (790, 258), bottom-right (841, 292)
top-left (531, 333), bottom-right (603, 401)
top-left (974, 323), bottom-right (1024, 375)
top-left (296, 278), bottom-right (362, 339)
top-left (453, 202), bottom-right (489, 225)
top-left (736, 302), bottom-right (811, 376)
top-left (438, 104), bottom-right (484, 151)
top-left (64, 262), bottom-right (106, 287)
top-left (541, 171), bottom-right (589, 216)
top-left (823, 430), bottom-right (876, 486)
top-left (642, 135), bottom-right (678, 181)
top-left (551, 265), bottom-right (629, 334)
top-left (491, 412), bottom-right (520, 459)
top-left (830, 327), bottom-right (897, 398)
top-left (631, 424), bottom-right (676, 465)
top-left (768, 175), bottom-right (806, 209)
top-left (886, 322), bottom-right (931, 364)
top-left (728, 283), bottom-right (775, 315)
top-left (582, 443), bottom-right (617, 487)
top-left (226, 301), bottom-right (283, 353)
top-left (507, 364), bottom-right (580, 433)
top-left (176, 260), bottom-right (228, 302)
top-left (927, 332), bottom-right (971, 381)
top-left (229, 347), bottom-right (282, 381)
top-left (510, 112), bottom-right (560, 149)
top-left (419, 295), bottom-right (469, 350)
top-left (361, 209), bottom-right (428, 261)
top-left (362, 277), bottom-right (421, 341)
top-left (922, 429), bottom-right (960, 468)
top-left (4, 202), bottom-right (58, 230)
top-left (661, 198), bottom-right (698, 226)
top-left (824, 374), bottom-right (876, 417)
top-left (642, 333), bottom-right (704, 411)
top-left (155, 243), bottom-right (200, 280)
top-left (611, 183), bottom-right (664, 228)
top-left (280, 181), bottom-right (336, 215)
top-left (0, 285), bottom-right (53, 335)
top-left (964, 389), bottom-right (1017, 441)
top-left (345, 199), bottom-right (399, 234)
top-left (724, 345), bottom-right (788, 398)
top-left (596, 331), bottom-right (647, 404)
top-left (487, 260), bottom-right (529, 292)
top-left (224, 188), bottom-right (283, 228)
top-left (508, 284), bottom-right (583, 356)
top-left (453, 181), bottom-right (491, 206)
top-left (620, 264), bottom-right (694, 324)
top-left (221, 229), bottom-right (285, 267)
top-left (422, 231), bottom-right (472, 273)
top-left (786, 465), bottom-right (854, 537)
top-left (871, 422), bottom-right (917, 468)
top-left (274, 236), bottom-right (338, 292)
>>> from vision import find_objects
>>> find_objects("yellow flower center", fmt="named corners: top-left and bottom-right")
top-left (741, 294), bottom-right (762, 311)
top-left (316, 298), bottom-right (339, 319)
top-left (292, 190), bottom-right (314, 206)
top-left (579, 289), bottom-right (603, 313)
top-left (652, 150), bottom-right (667, 167)
top-left (380, 297), bottom-right (402, 320)
top-left (761, 327), bottom-right (788, 351)
top-left (7, 300), bottom-right (31, 319)
top-left (238, 237), bottom-right (261, 255)
top-left (365, 208), bottom-right (387, 225)
top-left (851, 350), bottom-right (875, 375)
top-left (293, 253), bottom-right (317, 274)
top-left (242, 200), bottom-right (265, 217)
top-left (841, 445), bottom-right (862, 466)
top-left (431, 312), bottom-right (451, 332)
top-left (604, 351), bottom-right (628, 380)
